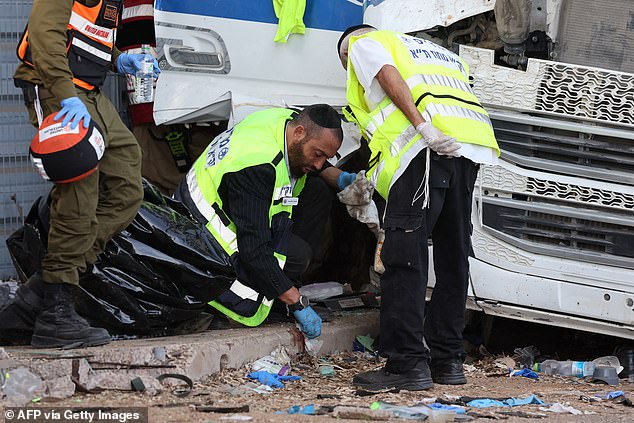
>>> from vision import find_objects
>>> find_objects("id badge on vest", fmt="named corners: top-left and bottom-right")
top-left (282, 197), bottom-right (298, 206)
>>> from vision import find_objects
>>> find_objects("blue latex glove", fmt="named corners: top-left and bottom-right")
top-left (293, 306), bottom-right (322, 339)
top-left (116, 53), bottom-right (161, 77)
top-left (247, 371), bottom-right (301, 388)
top-left (337, 171), bottom-right (357, 191)
top-left (510, 368), bottom-right (539, 379)
top-left (54, 97), bottom-right (91, 129)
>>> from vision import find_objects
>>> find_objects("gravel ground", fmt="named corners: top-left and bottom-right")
top-left (10, 352), bottom-right (633, 423)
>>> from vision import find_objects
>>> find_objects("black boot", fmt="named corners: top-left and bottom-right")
top-left (430, 358), bottom-right (467, 385)
top-left (352, 360), bottom-right (433, 391)
top-left (0, 273), bottom-right (46, 344)
top-left (31, 283), bottom-right (111, 349)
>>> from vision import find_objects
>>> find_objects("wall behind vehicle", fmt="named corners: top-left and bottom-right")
top-left (0, 0), bottom-right (127, 279)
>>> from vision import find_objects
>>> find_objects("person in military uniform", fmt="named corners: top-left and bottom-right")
top-left (175, 105), bottom-right (351, 338)
top-left (9, 0), bottom-right (159, 348)
top-left (337, 25), bottom-right (500, 390)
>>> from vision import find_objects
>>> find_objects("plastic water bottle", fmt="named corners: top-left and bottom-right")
top-left (533, 356), bottom-right (621, 378)
top-left (135, 44), bottom-right (154, 103)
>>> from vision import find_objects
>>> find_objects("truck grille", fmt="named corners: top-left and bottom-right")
top-left (489, 112), bottom-right (634, 186)
top-left (481, 198), bottom-right (634, 268)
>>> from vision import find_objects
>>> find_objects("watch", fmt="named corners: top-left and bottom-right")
top-left (287, 295), bottom-right (310, 313)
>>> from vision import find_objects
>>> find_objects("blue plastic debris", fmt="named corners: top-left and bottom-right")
top-left (247, 371), bottom-right (301, 388)
top-left (467, 394), bottom-right (544, 408)
top-left (595, 391), bottom-right (625, 400)
top-left (428, 403), bottom-right (466, 414)
top-left (510, 368), bottom-right (539, 379)
top-left (277, 405), bottom-right (315, 415)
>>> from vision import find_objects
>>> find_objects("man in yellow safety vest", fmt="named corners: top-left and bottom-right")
top-left (337, 24), bottom-right (499, 390)
top-left (175, 105), bottom-right (350, 338)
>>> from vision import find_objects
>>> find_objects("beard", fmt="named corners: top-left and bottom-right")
top-left (287, 138), bottom-right (309, 178)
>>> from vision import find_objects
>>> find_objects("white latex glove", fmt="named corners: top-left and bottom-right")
top-left (416, 122), bottom-right (461, 157)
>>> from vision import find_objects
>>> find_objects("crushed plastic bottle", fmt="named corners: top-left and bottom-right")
top-left (1, 367), bottom-right (45, 406)
top-left (533, 356), bottom-right (622, 378)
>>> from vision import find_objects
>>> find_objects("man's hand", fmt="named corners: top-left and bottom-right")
top-left (116, 53), bottom-right (161, 77)
top-left (54, 97), bottom-right (91, 129)
top-left (416, 122), bottom-right (461, 157)
top-left (293, 306), bottom-right (322, 338)
top-left (278, 286), bottom-right (301, 305)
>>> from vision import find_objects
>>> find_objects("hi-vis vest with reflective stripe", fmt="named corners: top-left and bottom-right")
top-left (17, 0), bottom-right (122, 91)
top-left (344, 30), bottom-right (499, 199)
top-left (184, 108), bottom-right (306, 326)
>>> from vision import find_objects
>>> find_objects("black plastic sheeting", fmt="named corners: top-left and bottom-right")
top-left (5, 181), bottom-right (236, 338)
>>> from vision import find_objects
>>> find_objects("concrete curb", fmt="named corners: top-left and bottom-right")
top-left (7, 310), bottom-right (379, 393)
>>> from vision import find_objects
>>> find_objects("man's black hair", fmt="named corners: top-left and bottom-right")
top-left (337, 24), bottom-right (377, 55)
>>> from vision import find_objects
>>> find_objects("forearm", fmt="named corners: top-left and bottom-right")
top-left (112, 46), bottom-right (122, 72)
top-left (28, 0), bottom-right (77, 100)
top-left (319, 166), bottom-right (342, 190)
top-left (376, 64), bottom-right (425, 127)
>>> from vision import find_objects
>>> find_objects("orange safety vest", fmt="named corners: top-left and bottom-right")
top-left (17, 0), bottom-right (123, 91)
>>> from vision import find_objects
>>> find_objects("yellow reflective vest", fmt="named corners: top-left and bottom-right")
top-left (344, 30), bottom-right (499, 199)
top-left (184, 108), bottom-right (306, 326)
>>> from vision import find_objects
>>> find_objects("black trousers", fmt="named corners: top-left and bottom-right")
top-left (379, 150), bottom-right (479, 373)
top-left (285, 175), bottom-right (333, 280)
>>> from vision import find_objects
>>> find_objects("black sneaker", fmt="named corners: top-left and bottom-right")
top-left (0, 273), bottom-right (46, 344)
top-left (431, 358), bottom-right (467, 385)
top-left (352, 360), bottom-right (433, 391)
top-left (31, 283), bottom-right (111, 349)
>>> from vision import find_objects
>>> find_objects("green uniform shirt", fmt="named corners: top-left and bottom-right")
top-left (13, 0), bottom-right (122, 102)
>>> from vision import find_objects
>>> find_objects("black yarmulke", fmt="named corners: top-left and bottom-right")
top-left (337, 24), bottom-right (376, 55)
top-left (304, 104), bottom-right (341, 129)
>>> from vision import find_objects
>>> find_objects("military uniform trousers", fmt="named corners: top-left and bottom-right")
top-left (26, 88), bottom-right (143, 285)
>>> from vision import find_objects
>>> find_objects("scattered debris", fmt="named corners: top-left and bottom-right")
top-left (498, 410), bottom-right (547, 419)
top-left (355, 388), bottom-right (400, 397)
top-left (354, 334), bottom-right (376, 353)
top-left (299, 281), bottom-right (344, 301)
top-left (316, 393), bottom-right (341, 399)
top-left (246, 371), bottom-right (301, 388)
top-left (538, 403), bottom-right (595, 415)
top-left (250, 346), bottom-right (290, 375)
top-left (156, 373), bottom-right (192, 397)
top-left (194, 404), bottom-right (250, 413)
top-left (510, 368), bottom-right (539, 379)
top-left (218, 382), bottom-right (273, 396)
top-left (218, 415), bottom-right (252, 421)
top-left (280, 404), bottom-right (315, 415)
top-left (318, 364), bottom-right (336, 377)
top-left (511, 345), bottom-right (540, 369)
top-left (332, 406), bottom-right (391, 421)
top-left (0, 366), bottom-right (45, 406)
top-left (494, 356), bottom-right (516, 371)
top-left (466, 394), bottom-right (544, 408)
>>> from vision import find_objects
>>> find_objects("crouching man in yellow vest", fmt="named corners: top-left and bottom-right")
top-left (337, 25), bottom-right (500, 390)
top-left (175, 105), bottom-right (346, 339)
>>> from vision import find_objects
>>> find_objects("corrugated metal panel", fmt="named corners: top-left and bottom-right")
top-left (0, 0), bottom-right (127, 279)
top-left (557, 0), bottom-right (634, 73)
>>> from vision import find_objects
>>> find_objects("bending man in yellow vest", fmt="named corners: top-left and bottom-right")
top-left (337, 25), bottom-right (500, 390)
top-left (175, 105), bottom-right (346, 338)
